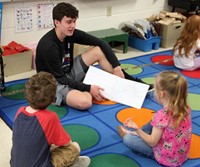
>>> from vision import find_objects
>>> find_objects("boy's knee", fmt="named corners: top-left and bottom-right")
top-left (66, 91), bottom-right (92, 110)
top-left (77, 98), bottom-right (92, 110)
top-left (92, 46), bottom-right (104, 55)
top-left (93, 46), bottom-right (101, 52)
top-left (78, 93), bottom-right (93, 110)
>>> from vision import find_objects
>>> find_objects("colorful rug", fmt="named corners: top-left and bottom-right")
top-left (1, 50), bottom-right (200, 167)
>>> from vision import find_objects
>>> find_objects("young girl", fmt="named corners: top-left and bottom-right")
top-left (117, 71), bottom-right (192, 167)
top-left (173, 15), bottom-right (200, 71)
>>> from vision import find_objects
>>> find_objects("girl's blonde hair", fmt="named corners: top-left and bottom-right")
top-left (155, 71), bottom-right (189, 129)
top-left (172, 15), bottom-right (200, 57)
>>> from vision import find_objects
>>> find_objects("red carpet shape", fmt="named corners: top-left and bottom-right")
top-left (182, 69), bottom-right (200, 79)
top-left (151, 55), bottom-right (174, 66)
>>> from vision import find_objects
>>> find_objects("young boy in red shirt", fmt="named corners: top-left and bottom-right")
top-left (10, 72), bottom-right (90, 167)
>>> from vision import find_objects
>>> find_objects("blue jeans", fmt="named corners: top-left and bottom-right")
top-left (123, 122), bottom-right (155, 159)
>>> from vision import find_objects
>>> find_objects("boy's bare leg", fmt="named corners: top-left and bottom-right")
top-left (82, 46), bottom-right (114, 73)
top-left (66, 90), bottom-right (92, 110)
top-left (82, 46), bottom-right (125, 78)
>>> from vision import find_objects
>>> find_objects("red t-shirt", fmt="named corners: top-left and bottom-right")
top-left (10, 106), bottom-right (70, 167)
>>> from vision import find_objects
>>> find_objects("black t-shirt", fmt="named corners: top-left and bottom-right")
top-left (36, 28), bottom-right (120, 92)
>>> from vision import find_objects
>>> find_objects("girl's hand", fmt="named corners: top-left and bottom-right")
top-left (124, 118), bottom-right (139, 130)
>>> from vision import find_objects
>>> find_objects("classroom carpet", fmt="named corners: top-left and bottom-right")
top-left (0, 49), bottom-right (200, 167)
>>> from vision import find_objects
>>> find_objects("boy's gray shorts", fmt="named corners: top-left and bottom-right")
top-left (54, 55), bottom-right (88, 106)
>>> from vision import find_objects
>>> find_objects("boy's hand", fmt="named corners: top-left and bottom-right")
top-left (90, 85), bottom-right (106, 101)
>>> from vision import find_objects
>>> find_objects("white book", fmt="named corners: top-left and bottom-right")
top-left (83, 66), bottom-right (149, 109)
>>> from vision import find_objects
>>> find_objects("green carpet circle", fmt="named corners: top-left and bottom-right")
top-left (121, 64), bottom-right (142, 75)
top-left (2, 83), bottom-right (25, 100)
top-left (47, 105), bottom-right (67, 119)
top-left (188, 93), bottom-right (200, 110)
top-left (89, 154), bottom-right (139, 167)
top-left (142, 76), bottom-right (155, 84)
top-left (63, 124), bottom-right (99, 150)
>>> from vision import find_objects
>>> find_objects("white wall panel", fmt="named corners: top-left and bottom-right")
top-left (1, 0), bottom-right (170, 45)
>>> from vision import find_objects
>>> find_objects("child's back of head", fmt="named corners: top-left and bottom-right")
top-left (155, 71), bottom-right (189, 129)
top-left (25, 72), bottom-right (56, 110)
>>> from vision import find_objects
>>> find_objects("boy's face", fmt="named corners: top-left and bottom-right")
top-left (55, 16), bottom-right (77, 36)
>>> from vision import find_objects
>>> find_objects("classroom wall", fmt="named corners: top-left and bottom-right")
top-left (1, 0), bottom-right (170, 45)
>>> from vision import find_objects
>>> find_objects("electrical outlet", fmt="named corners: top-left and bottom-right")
top-left (107, 6), bottom-right (112, 16)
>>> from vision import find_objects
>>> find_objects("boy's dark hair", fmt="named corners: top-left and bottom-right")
top-left (53, 2), bottom-right (79, 21)
top-left (25, 72), bottom-right (56, 110)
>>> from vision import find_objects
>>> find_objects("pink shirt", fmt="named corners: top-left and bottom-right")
top-left (151, 108), bottom-right (192, 167)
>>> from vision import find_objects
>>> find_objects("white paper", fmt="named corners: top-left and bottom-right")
top-left (83, 66), bottom-right (149, 109)
top-left (15, 7), bottom-right (33, 33)
top-left (37, 3), bottom-right (54, 30)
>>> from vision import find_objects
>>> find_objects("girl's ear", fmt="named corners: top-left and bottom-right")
top-left (159, 90), bottom-right (164, 98)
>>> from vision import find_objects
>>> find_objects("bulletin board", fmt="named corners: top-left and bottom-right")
top-left (37, 3), bottom-right (54, 30)
top-left (14, 3), bottom-right (54, 33)
top-left (15, 6), bottom-right (33, 32)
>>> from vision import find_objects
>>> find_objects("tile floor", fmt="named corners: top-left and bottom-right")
top-left (0, 46), bottom-right (171, 167)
